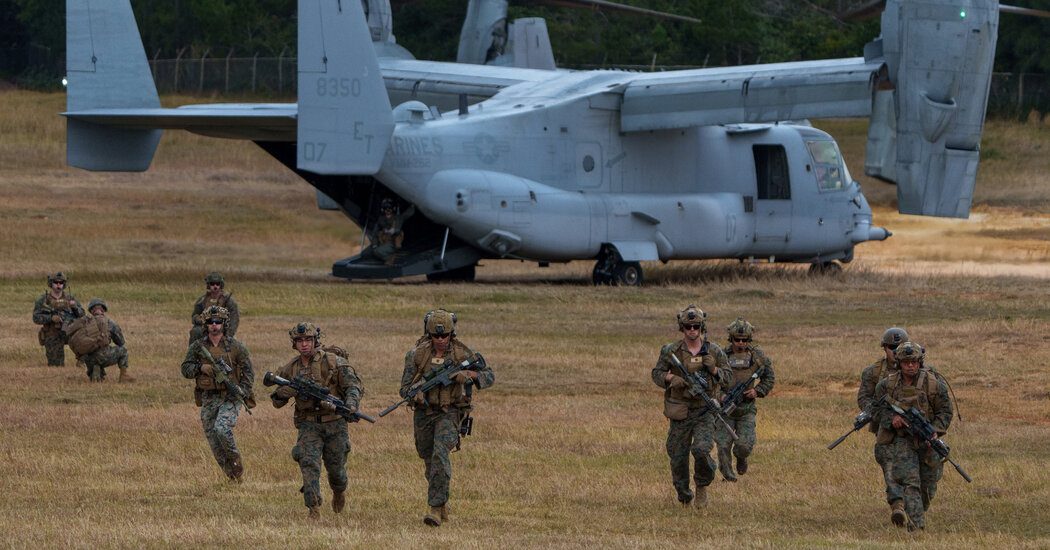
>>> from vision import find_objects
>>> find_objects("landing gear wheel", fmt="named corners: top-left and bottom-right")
top-left (426, 265), bottom-right (477, 282)
top-left (808, 261), bottom-right (843, 275)
top-left (614, 261), bottom-right (643, 286)
top-left (592, 263), bottom-right (613, 285)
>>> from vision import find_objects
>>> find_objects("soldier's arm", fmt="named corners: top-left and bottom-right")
top-left (70, 296), bottom-right (85, 318)
top-left (857, 365), bottom-right (875, 412)
top-left (225, 295), bottom-right (239, 336)
top-left (930, 378), bottom-right (953, 434)
top-left (466, 349), bottom-right (494, 390)
top-left (271, 362), bottom-right (294, 408)
top-left (110, 320), bottom-right (126, 347)
top-left (651, 344), bottom-right (674, 388)
top-left (32, 297), bottom-right (53, 325)
top-left (754, 351), bottom-right (774, 397)
top-left (180, 344), bottom-right (201, 378)
top-left (398, 350), bottom-right (417, 398)
top-left (339, 362), bottom-right (363, 410)
top-left (191, 298), bottom-right (204, 325)
top-left (872, 380), bottom-right (893, 430)
top-left (713, 346), bottom-right (732, 391)
top-left (235, 343), bottom-right (254, 396)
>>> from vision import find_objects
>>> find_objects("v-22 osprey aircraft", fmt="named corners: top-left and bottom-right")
top-left (62, 0), bottom-right (999, 284)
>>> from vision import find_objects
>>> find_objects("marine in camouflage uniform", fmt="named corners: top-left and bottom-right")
top-left (271, 322), bottom-right (363, 519)
top-left (188, 271), bottom-right (239, 344)
top-left (715, 317), bottom-right (775, 482)
top-left (361, 199), bottom-right (415, 264)
top-left (398, 309), bottom-right (494, 526)
top-left (181, 305), bottom-right (254, 482)
top-left (872, 341), bottom-right (953, 531)
top-left (31, 272), bottom-right (85, 366)
top-left (79, 298), bottom-right (133, 383)
top-left (651, 305), bottom-right (731, 507)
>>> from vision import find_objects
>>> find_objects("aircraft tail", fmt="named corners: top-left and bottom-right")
top-left (297, 0), bottom-right (394, 175)
top-left (65, 0), bottom-right (161, 171)
top-left (864, 0), bottom-right (999, 218)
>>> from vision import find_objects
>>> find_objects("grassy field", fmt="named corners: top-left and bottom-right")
top-left (1, 90), bottom-right (1049, 548)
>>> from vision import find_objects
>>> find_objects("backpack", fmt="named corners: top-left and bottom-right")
top-left (68, 315), bottom-right (111, 356)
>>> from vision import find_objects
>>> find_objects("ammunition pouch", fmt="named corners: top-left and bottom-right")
top-left (194, 387), bottom-right (204, 407)
top-left (663, 398), bottom-right (690, 421)
top-left (38, 326), bottom-right (46, 346)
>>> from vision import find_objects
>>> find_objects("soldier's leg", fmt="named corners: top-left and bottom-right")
top-left (425, 412), bottom-right (459, 507)
top-left (665, 417), bottom-right (695, 503)
top-left (200, 396), bottom-right (230, 474)
top-left (919, 450), bottom-right (944, 512)
top-left (44, 335), bottom-right (65, 366)
top-left (733, 413), bottom-right (757, 476)
top-left (322, 421), bottom-right (350, 494)
top-left (714, 418), bottom-right (736, 481)
top-left (886, 439), bottom-right (924, 529)
top-left (375, 243), bottom-right (396, 262)
top-left (690, 414), bottom-right (718, 489)
top-left (296, 422), bottom-right (325, 508)
top-left (213, 400), bottom-right (243, 478)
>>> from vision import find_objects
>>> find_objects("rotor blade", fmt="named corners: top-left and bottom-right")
top-left (1000, 4), bottom-right (1050, 18)
top-left (535, 0), bottom-right (702, 24)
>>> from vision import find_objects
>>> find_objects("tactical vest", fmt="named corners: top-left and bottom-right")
top-left (411, 339), bottom-right (473, 412)
top-left (876, 368), bottom-right (937, 446)
top-left (281, 351), bottom-right (348, 422)
top-left (39, 292), bottom-right (75, 337)
top-left (193, 337), bottom-right (245, 392)
top-left (726, 348), bottom-right (758, 387)
top-left (664, 342), bottom-right (720, 409)
top-left (196, 292), bottom-right (231, 318)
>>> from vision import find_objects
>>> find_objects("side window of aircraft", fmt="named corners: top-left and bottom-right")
top-left (753, 145), bottom-right (790, 200)
top-left (806, 141), bottom-right (845, 192)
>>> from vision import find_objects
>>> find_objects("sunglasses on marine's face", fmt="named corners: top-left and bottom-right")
top-left (206, 319), bottom-right (224, 326)
top-left (683, 324), bottom-right (702, 331)
top-left (431, 333), bottom-right (451, 340)
top-left (733, 337), bottom-right (748, 343)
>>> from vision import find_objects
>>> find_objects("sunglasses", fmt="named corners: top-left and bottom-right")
top-left (208, 283), bottom-right (222, 287)
top-left (431, 333), bottom-right (451, 339)
top-left (206, 319), bottom-right (224, 325)
top-left (683, 324), bottom-right (702, 331)
top-left (732, 337), bottom-right (749, 343)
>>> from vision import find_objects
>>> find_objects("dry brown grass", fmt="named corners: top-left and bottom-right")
top-left (2, 90), bottom-right (1050, 548)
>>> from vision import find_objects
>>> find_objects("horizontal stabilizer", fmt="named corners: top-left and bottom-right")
top-left (297, 0), bottom-right (394, 175)
top-left (65, 0), bottom-right (161, 171)
top-left (621, 58), bottom-right (883, 132)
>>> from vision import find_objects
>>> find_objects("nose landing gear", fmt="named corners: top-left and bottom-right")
top-left (592, 246), bottom-right (643, 286)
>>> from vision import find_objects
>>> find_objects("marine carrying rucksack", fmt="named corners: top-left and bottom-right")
top-left (67, 315), bottom-right (111, 356)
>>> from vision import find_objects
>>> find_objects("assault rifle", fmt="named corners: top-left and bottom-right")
top-left (263, 372), bottom-right (376, 423)
top-left (827, 396), bottom-right (883, 450)
top-left (720, 366), bottom-right (768, 416)
top-left (885, 400), bottom-right (972, 482)
top-left (197, 346), bottom-right (251, 415)
top-left (666, 353), bottom-right (738, 441)
top-left (379, 354), bottom-right (485, 417)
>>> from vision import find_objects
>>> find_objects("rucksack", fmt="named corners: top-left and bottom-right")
top-left (68, 315), bottom-right (111, 356)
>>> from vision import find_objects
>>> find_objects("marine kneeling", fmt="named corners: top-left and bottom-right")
top-left (269, 323), bottom-right (364, 520)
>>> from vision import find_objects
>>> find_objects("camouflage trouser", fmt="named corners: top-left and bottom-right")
top-left (715, 411), bottom-right (756, 479)
top-left (43, 333), bottom-right (67, 366)
top-left (82, 345), bottom-right (129, 380)
top-left (200, 393), bottom-right (242, 478)
top-left (413, 408), bottom-right (461, 507)
top-left (875, 437), bottom-right (944, 530)
top-left (666, 408), bottom-right (718, 503)
top-left (362, 243), bottom-right (396, 263)
top-left (292, 419), bottom-right (350, 508)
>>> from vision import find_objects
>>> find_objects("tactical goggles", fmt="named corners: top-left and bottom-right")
top-left (206, 319), bottom-right (224, 325)
top-left (430, 333), bottom-right (451, 339)
top-left (682, 324), bottom-right (702, 331)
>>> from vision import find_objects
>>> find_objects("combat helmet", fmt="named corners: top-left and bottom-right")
top-left (676, 304), bottom-right (706, 332)
top-left (881, 327), bottom-right (909, 348)
top-left (289, 322), bottom-right (322, 347)
top-left (380, 198), bottom-right (395, 211)
top-left (47, 271), bottom-right (67, 286)
top-left (201, 305), bottom-right (230, 326)
top-left (727, 317), bottom-right (754, 342)
top-left (204, 271), bottom-right (225, 289)
top-left (425, 308), bottom-right (457, 337)
top-left (894, 341), bottom-right (925, 364)
top-left (87, 298), bottom-right (108, 313)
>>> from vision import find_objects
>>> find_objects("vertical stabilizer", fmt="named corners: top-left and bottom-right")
top-left (457, 0), bottom-right (510, 64)
top-left (65, 0), bottom-right (161, 171)
top-left (297, 0), bottom-right (394, 175)
top-left (509, 18), bottom-right (556, 70)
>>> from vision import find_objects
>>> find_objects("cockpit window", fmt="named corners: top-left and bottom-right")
top-left (806, 141), bottom-right (845, 192)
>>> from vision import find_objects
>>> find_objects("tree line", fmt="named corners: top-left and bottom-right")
top-left (4, 0), bottom-right (1048, 83)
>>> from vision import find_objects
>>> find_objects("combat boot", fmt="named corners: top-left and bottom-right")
top-left (229, 455), bottom-right (244, 482)
top-left (119, 370), bottom-right (135, 383)
top-left (440, 503), bottom-right (449, 522)
top-left (88, 364), bottom-right (101, 382)
top-left (424, 506), bottom-right (442, 526)
top-left (891, 500), bottom-right (907, 527)
top-left (308, 506), bottom-right (321, 520)
top-left (332, 490), bottom-right (346, 513)
top-left (736, 456), bottom-right (748, 475)
top-left (693, 486), bottom-right (707, 508)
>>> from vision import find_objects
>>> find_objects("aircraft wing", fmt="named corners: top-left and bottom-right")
top-left (620, 58), bottom-right (885, 132)
top-left (62, 104), bottom-right (298, 140)
top-left (380, 58), bottom-right (558, 101)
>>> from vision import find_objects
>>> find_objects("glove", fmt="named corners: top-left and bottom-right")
top-left (51, 314), bottom-right (62, 324)
top-left (319, 400), bottom-right (337, 412)
top-left (199, 363), bottom-right (215, 376)
top-left (412, 392), bottom-right (427, 406)
top-left (701, 354), bottom-right (717, 373)
top-left (274, 386), bottom-right (296, 400)
top-left (668, 376), bottom-right (690, 390)
top-left (452, 371), bottom-right (471, 384)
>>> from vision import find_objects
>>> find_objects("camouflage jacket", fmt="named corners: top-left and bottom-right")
top-left (272, 350), bottom-right (362, 422)
top-left (651, 339), bottom-right (731, 408)
top-left (723, 344), bottom-right (775, 417)
top-left (181, 335), bottom-right (254, 398)
top-left (873, 368), bottom-right (952, 446)
top-left (857, 357), bottom-right (895, 412)
top-left (399, 337), bottom-right (494, 413)
top-left (33, 291), bottom-right (85, 330)
top-left (192, 291), bottom-right (239, 337)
